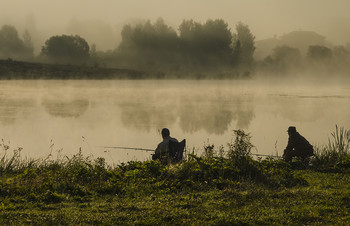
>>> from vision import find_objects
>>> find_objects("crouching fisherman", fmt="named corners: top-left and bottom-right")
top-left (152, 128), bottom-right (186, 164)
top-left (283, 126), bottom-right (314, 163)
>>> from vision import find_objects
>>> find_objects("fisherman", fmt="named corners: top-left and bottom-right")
top-left (152, 128), bottom-right (178, 163)
top-left (283, 126), bottom-right (314, 162)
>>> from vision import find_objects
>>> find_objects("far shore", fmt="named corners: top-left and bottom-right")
top-left (0, 59), bottom-right (148, 80)
top-left (0, 58), bottom-right (252, 80)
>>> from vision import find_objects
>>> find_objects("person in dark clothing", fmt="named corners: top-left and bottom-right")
top-left (152, 128), bottom-right (178, 163)
top-left (283, 126), bottom-right (314, 162)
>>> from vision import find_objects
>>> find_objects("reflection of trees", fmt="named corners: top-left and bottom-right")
top-left (120, 102), bottom-right (176, 132)
top-left (42, 99), bottom-right (89, 118)
top-left (178, 96), bottom-right (255, 134)
top-left (271, 96), bottom-right (332, 123)
top-left (231, 97), bottom-right (255, 129)
top-left (0, 98), bottom-right (34, 125)
top-left (178, 103), bottom-right (233, 135)
top-left (235, 109), bottom-right (255, 129)
top-left (119, 95), bottom-right (255, 135)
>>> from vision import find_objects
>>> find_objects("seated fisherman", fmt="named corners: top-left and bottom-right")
top-left (283, 126), bottom-right (314, 162)
top-left (152, 128), bottom-right (178, 163)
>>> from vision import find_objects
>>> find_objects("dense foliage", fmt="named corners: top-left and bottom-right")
top-left (114, 18), bottom-right (253, 75)
top-left (41, 35), bottom-right (90, 64)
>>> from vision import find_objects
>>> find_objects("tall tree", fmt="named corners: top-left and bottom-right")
top-left (202, 19), bottom-right (232, 60)
top-left (22, 30), bottom-right (34, 51)
top-left (0, 25), bottom-right (33, 60)
top-left (178, 19), bottom-right (203, 63)
top-left (232, 22), bottom-right (255, 66)
top-left (178, 19), bottom-right (232, 67)
top-left (117, 18), bottom-right (179, 70)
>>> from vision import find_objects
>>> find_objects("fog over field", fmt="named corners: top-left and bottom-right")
top-left (1, 0), bottom-right (350, 53)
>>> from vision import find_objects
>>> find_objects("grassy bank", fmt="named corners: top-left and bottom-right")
top-left (1, 170), bottom-right (350, 225)
top-left (1, 128), bottom-right (350, 224)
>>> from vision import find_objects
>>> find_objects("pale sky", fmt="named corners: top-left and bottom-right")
top-left (1, 0), bottom-right (350, 52)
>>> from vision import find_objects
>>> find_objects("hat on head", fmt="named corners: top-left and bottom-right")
top-left (287, 126), bottom-right (296, 133)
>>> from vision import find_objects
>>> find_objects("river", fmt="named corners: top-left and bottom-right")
top-left (0, 79), bottom-right (349, 163)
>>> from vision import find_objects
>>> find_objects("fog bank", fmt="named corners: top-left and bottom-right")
top-left (2, 0), bottom-right (350, 52)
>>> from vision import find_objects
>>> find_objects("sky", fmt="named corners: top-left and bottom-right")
top-left (1, 0), bottom-right (350, 52)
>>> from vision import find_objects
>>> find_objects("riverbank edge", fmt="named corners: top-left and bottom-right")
top-left (1, 150), bottom-right (350, 225)
top-left (0, 59), bottom-right (251, 80)
top-left (0, 59), bottom-right (148, 79)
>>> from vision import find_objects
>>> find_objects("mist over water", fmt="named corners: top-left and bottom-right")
top-left (0, 79), bottom-right (349, 163)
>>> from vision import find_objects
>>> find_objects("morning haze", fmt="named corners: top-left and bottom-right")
top-left (2, 0), bottom-right (350, 52)
top-left (0, 0), bottom-right (350, 162)
top-left (2, 2), bottom-right (350, 224)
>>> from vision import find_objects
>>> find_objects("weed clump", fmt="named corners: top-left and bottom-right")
top-left (312, 125), bottom-right (350, 170)
top-left (182, 130), bottom-right (306, 189)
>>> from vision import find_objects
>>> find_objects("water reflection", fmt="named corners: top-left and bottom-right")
top-left (42, 99), bottom-right (89, 118)
top-left (232, 101), bottom-right (255, 129)
top-left (270, 96), bottom-right (330, 123)
top-left (120, 102), bottom-right (176, 131)
top-left (119, 95), bottom-right (255, 135)
top-left (178, 103), bottom-right (233, 134)
top-left (0, 80), bottom-right (349, 162)
top-left (0, 97), bottom-right (34, 125)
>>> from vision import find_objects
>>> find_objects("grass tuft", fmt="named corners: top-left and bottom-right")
top-left (313, 125), bottom-right (350, 169)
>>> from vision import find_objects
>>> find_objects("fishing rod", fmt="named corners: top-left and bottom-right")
top-left (251, 153), bottom-right (282, 159)
top-left (98, 146), bottom-right (281, 158)
top-left (99, 146), bottom-right (154, 152)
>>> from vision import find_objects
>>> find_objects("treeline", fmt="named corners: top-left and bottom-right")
top-left (1, 19), bottom-right (350, 78)
top-left (259, 43), bottom-right (350, 77)
top-left (0, 19), bottom-right (255, 78)
top-left (111, 19), bottom-right (254, 75)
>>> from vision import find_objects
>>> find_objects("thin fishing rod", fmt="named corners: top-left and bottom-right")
top-left (99, 146), bottom-right (154, 152)
top-left (251, 153), bottom-right (282, 158)
top-left (99, 146), bottom-right (281, 158)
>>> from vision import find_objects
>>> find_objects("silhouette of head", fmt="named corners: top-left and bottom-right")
top-left (287, 126), bottom-right (297, 135)
top-left (161, 128), bottom-right (170, 139)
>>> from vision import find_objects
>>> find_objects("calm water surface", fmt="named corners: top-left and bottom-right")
top-left (0, 79), bottom-right (349, 163)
